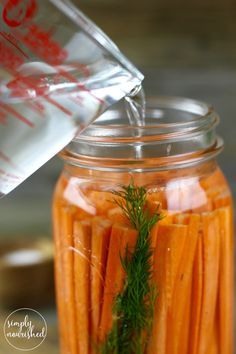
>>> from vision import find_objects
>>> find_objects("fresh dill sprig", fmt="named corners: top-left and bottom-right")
top-left (101, 182), bottom-right (162, 354)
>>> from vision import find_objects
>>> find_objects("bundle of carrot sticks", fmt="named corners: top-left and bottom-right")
top-left (53, 168), bottom-right (234, 354)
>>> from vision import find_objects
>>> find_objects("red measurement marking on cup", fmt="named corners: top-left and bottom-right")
top-left (7, 76), bottom-right (47, 98)
top-left (14, 23), bottom-right (68, 66)
top-left (0, 31), bottom-right (28, 58)
top-left (0, 102), bottom-right (34, 127)
top-left (12, 24), bottom-right (103, 105)
top-left (72, 63), bottom-right (90, 78)
top-left (0, 151), bottom-right (19, 170)
top-left (14, 23), bottom-right (91, 78)
top-left (0, 151), bottom-right (24, 175)
top-left (8, 69), bottom-right (73, 116)
top-left (70, 94), bottom-right (84, 105)
top-left (57, 68), bottom-right (104, 105)
top-left (2, 1), bottom-right (103, 111)
top-left (1, 7), bottom-right (103, 116)
top-left (3, 0), bottom-right (37, 28)
top-left (0, 168), bottom-right (20, 180)
top-left (45, 96), bottom-right (72, 116)
top-left (0, 151), bottom-right (12, 164)
top-left (27, 101), bottom-right (45, 116)
top-left (2, 17), bottom-right (102, 109)
top-left (0, 39), bottom-right (24, 70)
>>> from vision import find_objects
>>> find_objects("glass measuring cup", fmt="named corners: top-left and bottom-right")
top-left (0, 0), bottom-right (144, 196)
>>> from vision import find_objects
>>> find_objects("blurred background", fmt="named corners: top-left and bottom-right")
top-left (0, 0), bottom-right (236, 352)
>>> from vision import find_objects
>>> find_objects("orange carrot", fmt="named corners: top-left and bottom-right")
top-left (150, 223), bottom-right (159, 252)
top-left (173, 213), bottom-right (190, 225)
top-left (147, 223), bottom-right (188, 354)
top-left (53, 174), bottom-right (68, 207)
top-left (200, 167), bottom-right (228, 191)
top-left (146, 226), bottom-right (169, 354)
top-left (159, 211), bottom-right (175, 225)
top-left (145, 199), bottom-right (161, 215)
top-left (188, 232), bottom-right (203, 354)
top-left (213, 191), bottom-right (232, 209)
top-left (99, 223), bottom-right (138, 342)
top-left (90, 217), bottom-right (112, 345)
top-left (217, 207), bottom-right (234, 354)
top-left (146, 190), bottom-right (167, 209)
top-left (165, 179), bottom-right (208, 212)
top-left (195, 185), bottom-right (231, 213)
top-left (149, 213), bottom-right (174, 269)
top-left (107, 207), bottom-right (129, 225)
top-left (73, 220), bottom-right (91, 354)
top-left (207, 186), bottom-right (224, 199)
top-left (198, 211), bottom-right (220, 354)
top-left (180, 281), bottom-right (192, 354)
top-left (193, 198), bottom-right (213, 213)
top-left (52, 202), bottom-right (67, 353)
top-left (86, 190), bottom-right (115, 216)
top-left (61, 207), bottom-right (78, 354)
top-left (208, 321), bottom-right (219, 354)
top-left (166, 214), bottom-right (200, 354)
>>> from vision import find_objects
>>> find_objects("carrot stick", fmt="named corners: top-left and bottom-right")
top-left (86, 190), bottom-right (115, 216)
top-left (188, 232), bottom-right (203, 354)
top-left (165, 179), bottom-right (208, 212)
top-left (90, 217), bottom-right (112, 345)
top-left (146, 226), bottom-right (169, 354)
top-left (61, 207), bottom-right (78, 354)
top-left (193, 198), bottom-right (213, 213)
top-left (195, 185), bottom-right (231, 213)
top-left (53, 174), bottom-right (68, 207)
top-left (217, 207), bottom-right (234, 354)
top-left (207, 186), bottom-right (224, 200)
top-left (52, 202), bottom-right (67, 353)
top-left (208, 321), bottom-right (219, 354)
top-left (213, 191), bottom-right (232, 209)
top-left (73, 220), bottom-right (91, 354)
top-left (145, 199), bottom-right (161, 215)
top-left (149, 213), bottom-right (174, 269)
top-left (159, 211), bottom-right (174, 225)
top-left (146, 190), bottom-right (167, 209)
top-left (149, 222), bottom-right (159, 250)
top-left (98, 223), bottom-right (138, 342)
top-left (200, 167), bottom-right (228, 191)
top-left (180, 281), bottom-right (192, 354)
top-left (147, 223), bottom-right (188, 354)
top-left (198, 211), bottom-right (220, 354)
top-left (173, 213), bottom-right (190, 225)
top-left (107, 207), bottom-right (129, 225)
top-left (166, 214), bottom-right (200, 354)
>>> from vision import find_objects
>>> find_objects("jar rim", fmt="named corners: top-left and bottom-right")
top-left (73, 96), bottom-right (218, 143)
top-left (62, 96), bottom-right (223, 172)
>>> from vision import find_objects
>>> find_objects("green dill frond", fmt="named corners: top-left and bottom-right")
top-left (101, 182), bottom-right (162, 353)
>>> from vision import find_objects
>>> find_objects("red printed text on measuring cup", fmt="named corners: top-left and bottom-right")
top-left (3, 0), bottom-right (37, 28)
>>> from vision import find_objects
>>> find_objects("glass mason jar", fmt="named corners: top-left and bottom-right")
top-left (52, 97), bottom-right (234, 354)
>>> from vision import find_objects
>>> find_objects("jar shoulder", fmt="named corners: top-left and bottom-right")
top-left (53, 163), bottom-right (233, 215)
